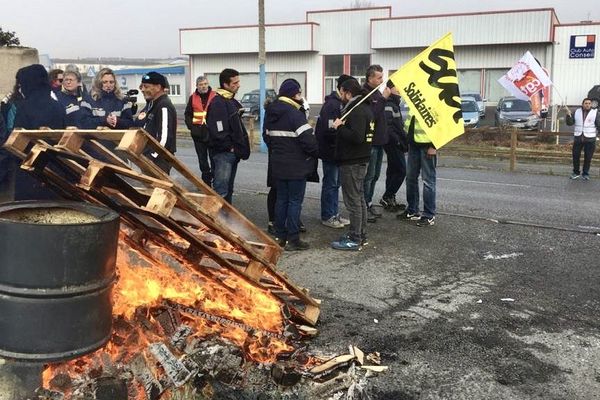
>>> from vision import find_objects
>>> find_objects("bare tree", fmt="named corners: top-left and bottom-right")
top-left (349, 0), bottom-right (373, 8)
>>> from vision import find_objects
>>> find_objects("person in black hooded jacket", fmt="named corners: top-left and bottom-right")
top-left (330, 78), bottom-right (374, 251)
top-left (263, 80), bottom-right (318, 251)
top-left (12, 64), bottom-right (66, 200)
top-left (315, 74), bottom-right (353, 229)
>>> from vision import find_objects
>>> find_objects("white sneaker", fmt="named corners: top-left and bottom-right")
top-left (322, 216), bottom-right (345, 229)
top-left (336, 215), bottom-right (350, 226)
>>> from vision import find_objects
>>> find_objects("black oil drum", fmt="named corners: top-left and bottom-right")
top-left (0, 201), bottom-right (119, 362)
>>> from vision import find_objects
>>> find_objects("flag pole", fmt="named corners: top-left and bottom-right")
top-left (340, 80), bottom-right (388, 121)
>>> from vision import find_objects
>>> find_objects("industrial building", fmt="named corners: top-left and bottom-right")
top-left (179, 6), bottom-right (599, 106)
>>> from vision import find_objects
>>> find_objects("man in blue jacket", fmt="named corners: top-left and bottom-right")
top-left (264, 80), bottom-right (318, 251)
top-left (315, 74), bottom-right (353, 229)
top-left (206, 69), bottom-right (251, 204)
top-left (380, 80), bottom-right (408, 212)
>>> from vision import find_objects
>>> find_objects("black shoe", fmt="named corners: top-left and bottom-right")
top-left (416, 216), bottom-right (435, 227)
top-left (285, 239), bottom-right (310, 251)
top-left (380, 196), bottom-right (399, 211)
top-left (274, 237), bottom-right (287, 248)
top-left (396, 203), bottom-right (407, 212)
top-left (299, 221), bottom-right (307, 233)
top-left (397, 211), bottom-right (420, 221)
top-left (267, 222), bottom-right (276, 235)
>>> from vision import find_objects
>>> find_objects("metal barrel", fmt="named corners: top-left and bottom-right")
top-left (0, 201), bottom-right (119, 362)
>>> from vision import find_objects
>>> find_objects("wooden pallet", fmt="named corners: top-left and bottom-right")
top-left (3, 128), bottom-right (321, 326)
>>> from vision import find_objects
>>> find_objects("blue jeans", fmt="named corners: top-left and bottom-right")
top-left (320, 160), bottom-right (340, 221)
top-left (406, 145), bottom-right (436, 218)
top-left (363, 145), bottom-right (384, 205)
top-left (211, 151), bottom-right (239, 204)
top-left (275, 179), bottom-right (307, 242)
top-left (383, 144), bottom-right (407, 198)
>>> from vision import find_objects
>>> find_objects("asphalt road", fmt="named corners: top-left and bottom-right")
top-left (175, 140), bottom-right (600, 400)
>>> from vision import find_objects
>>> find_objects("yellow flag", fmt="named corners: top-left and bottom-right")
top-left (389, 32), bottom-right (464, 148)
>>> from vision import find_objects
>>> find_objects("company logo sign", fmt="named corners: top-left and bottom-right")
top-left (569, 35), bottom-right (595, 59)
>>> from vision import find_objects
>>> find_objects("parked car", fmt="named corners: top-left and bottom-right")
top-left (588, 85), bottom-right (600, 109)
top-left (461, 91), bottom-right (486, 117)
top-left (494, 96), bottom-right (540, 130)
top-left (240, 89), bottom-right (277, 120)
top-left (461, 98), bottom-right (480, 128)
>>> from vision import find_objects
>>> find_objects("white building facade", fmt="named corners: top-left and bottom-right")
top-left (180, 6), bottom-right (599, 106)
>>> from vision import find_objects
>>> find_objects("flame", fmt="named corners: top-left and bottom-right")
top-left (43, 230), bottom-right (294, 392)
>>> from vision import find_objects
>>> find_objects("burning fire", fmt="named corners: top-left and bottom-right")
top-left (42, 230), bottom-right (294, 394)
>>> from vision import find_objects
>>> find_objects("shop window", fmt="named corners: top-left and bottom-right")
top-left (169, 84), bottom-right (181, 96)
top-left (350, 54), bottom-right (371, 77)
top-left (324, 55), bottom-right (344, 77)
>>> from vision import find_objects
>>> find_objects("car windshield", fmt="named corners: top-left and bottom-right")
top-left (241, 94), bottom-right (259, 103)
top-left (463, 93), bottom-right (482, 101)
top-left (461, 101), bottom-right (479, 113)
top-left (501, 99), bottom-right (531, 112)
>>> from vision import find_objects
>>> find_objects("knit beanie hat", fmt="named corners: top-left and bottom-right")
top-left (278, 79), bottom-right (301, 98)
top-left (141, 71), bottom-right (168, 88)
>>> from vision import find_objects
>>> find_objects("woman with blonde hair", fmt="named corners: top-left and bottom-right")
top-left (83, 67), bottom-right (133, 129)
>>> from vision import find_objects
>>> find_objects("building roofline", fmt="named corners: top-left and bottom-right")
top-left (555, 22), bottom-right (600, 27)
top-left (370, 7), bottom-right (557, 22)
top-left (306, 6), bottom-right (391, 22)
top-left (179, 21), bottom-right (318, 32)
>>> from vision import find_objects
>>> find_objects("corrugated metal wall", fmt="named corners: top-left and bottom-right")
top-left (190, 53), bottom-right (323, 104)
top-left (307, 8), bottom-right (389, 55)
top-left (372, 10), bottom-right (553, 49)
top-left (373, 43), bottom-right (550, 71)
top-left (553, 25), bottom-right (600, 105)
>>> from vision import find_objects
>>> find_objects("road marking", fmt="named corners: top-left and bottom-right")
top-left (438, 177), bottom-right (530, 188)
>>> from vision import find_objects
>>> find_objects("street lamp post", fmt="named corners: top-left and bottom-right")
top-left (258, 0), bottom-right (267, 152)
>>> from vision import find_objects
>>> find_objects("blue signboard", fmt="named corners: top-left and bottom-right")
top-left (569, 35), bottom-right (595, 59)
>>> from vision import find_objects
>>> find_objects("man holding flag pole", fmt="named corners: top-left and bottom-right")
top-left (339, 32), bottom-right (464, 226)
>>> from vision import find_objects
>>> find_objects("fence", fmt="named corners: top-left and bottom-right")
top-left (441, 127), bottom-right (599, 172)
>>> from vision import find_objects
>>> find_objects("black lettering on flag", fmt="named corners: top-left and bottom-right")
top-left (419, 48), bottom-right (463, 123)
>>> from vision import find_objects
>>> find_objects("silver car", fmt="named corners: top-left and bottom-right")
top-left (494, 97), bottom-right (540, 131)
top-left (461, 91), bottom-right (485, 117)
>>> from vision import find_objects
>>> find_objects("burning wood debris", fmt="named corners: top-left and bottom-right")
top-left (1, 129), bottom-right (387, 399)
top-left (35, 234), bottom-right (386, 400)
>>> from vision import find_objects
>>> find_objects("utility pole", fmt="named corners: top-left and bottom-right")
top-left (258, 0), bottom-right (267, 152)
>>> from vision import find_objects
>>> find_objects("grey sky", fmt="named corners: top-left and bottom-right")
top-left (3, 0), bottom-right (598, 59)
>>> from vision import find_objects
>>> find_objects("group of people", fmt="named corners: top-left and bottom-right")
top-left (256, 65), bottom-right (437, 252)
top-left (0, 63), bottom-right (438, 252)
top-left (0, 64), bottom-right (179, 199)
top-left (182, 65), bottom-right (437, 252)
top-left (3, 62), bottom-right (596, 253)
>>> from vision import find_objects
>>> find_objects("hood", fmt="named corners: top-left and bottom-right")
top-left (265, 98), bottom-right (298, 124)
top-left (324, 91), bottom-right (341, 103)
top-left (16, 64), bottom-right (50, 98)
